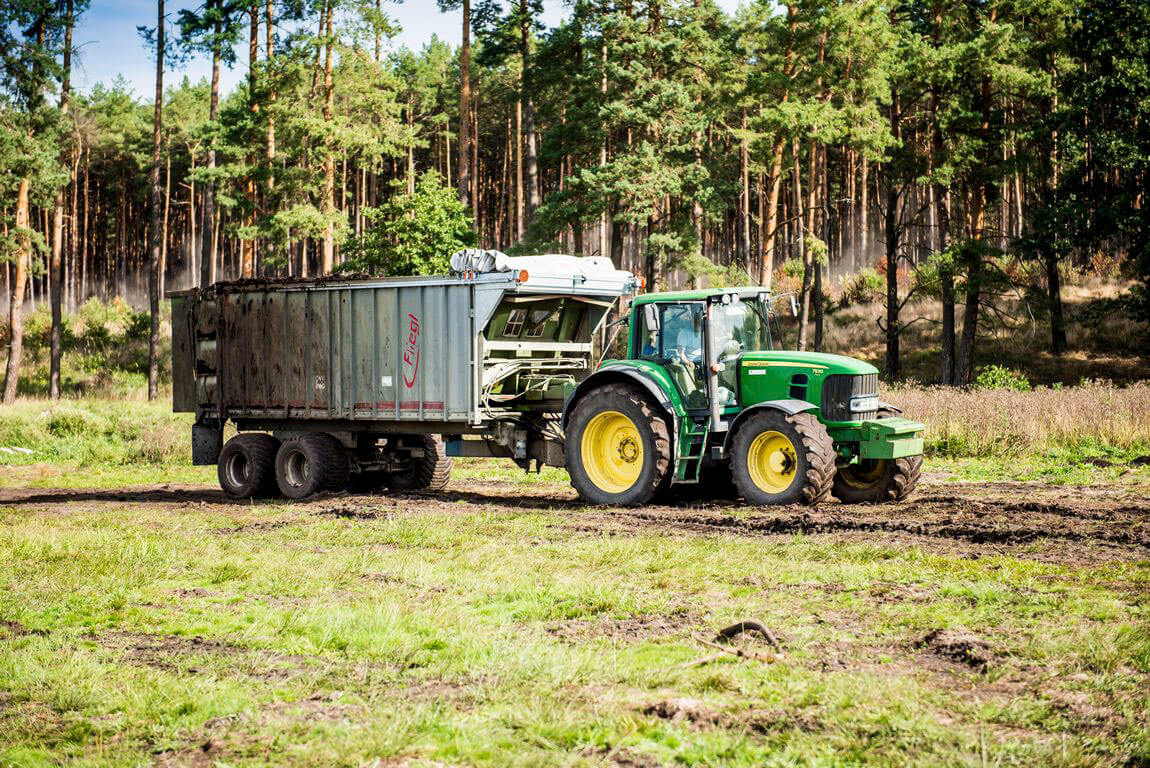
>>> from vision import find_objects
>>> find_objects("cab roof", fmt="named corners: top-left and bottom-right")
top-left (631, 287), bottom-right (769, 305)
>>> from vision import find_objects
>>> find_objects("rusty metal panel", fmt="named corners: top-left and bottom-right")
top-left (171, 295), bottom-right (196, 412)
top-left (178, 277), bottom-right (510, 424)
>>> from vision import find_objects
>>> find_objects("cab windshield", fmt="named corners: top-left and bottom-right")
top-left (712, 298), bottom-right (772, 357)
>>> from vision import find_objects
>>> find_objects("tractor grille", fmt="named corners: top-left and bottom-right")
top-left (821, 373), bottom-right (879, 421)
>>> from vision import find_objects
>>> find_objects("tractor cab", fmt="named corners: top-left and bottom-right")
top-left (630, 289), bottom-right (777, 421)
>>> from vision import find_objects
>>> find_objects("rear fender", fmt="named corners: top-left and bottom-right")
top-left (562, 367), bottom-right (677, 430)
top-left (722, 399), bottom-right (818, 452)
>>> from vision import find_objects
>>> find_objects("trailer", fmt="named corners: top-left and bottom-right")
top-left (171, 253), bottom-right (639, 499)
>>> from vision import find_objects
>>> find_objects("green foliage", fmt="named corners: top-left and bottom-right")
top-left (804, 235), bottom-right (828, 266)
top-left (974, 365), bottom-right (1032, 392)
top-left (340, 171), bottom-right (474, 276)
top-left (782, 259), bottom-right (805, 280)
top-left (840, 268), bottom-right (884, 307)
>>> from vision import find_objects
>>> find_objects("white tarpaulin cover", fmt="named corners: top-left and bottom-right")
top-left (450, 249), bottom-right (621, 279)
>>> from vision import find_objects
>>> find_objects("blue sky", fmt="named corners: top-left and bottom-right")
top-left (75, 0), bottom-right (745, 98)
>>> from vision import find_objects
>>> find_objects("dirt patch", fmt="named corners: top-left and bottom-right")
top-left (0, 618), bottom-right (49, 637)
top-left (316, 502), bottom-right (397, 520)
top-left (546, 612), bottom-right (698, 643)
top-left (642, 697), bottom-right (823, 735)
top-left (916, 629), bottom-right (992, 670)
top-left (211, 519), bottom-right (296, 534)
top-left (100, 630), bottom-right (313, 680)
top-left (562, 485), bottom-right (1150, 565)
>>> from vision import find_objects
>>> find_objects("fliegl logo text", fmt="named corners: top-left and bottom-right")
top-left (402, 313), bottom-right (421, 388)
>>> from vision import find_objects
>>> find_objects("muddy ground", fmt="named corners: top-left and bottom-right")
top-left (2, 470), bottom-right (1147, 566)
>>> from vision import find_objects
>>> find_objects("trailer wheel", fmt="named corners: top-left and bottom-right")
top-left (730, 410), bottom-right (835, 506)
top-left (275, 433), bottom-right (350, 500)
top-left (387, 435), bottom-right (452, 492)
top-left (217, 433), bottom-right (280, 499)
top-left (567, 383), bottom-right (671, 505)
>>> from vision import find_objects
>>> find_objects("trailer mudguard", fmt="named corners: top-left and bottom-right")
top-left (561, 366), bottom-right (677, 429)
top-left (722, 399), bottom-right (818, 450)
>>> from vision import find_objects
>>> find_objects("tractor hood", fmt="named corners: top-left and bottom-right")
top-left (737, 350), bottom-right (879, 376)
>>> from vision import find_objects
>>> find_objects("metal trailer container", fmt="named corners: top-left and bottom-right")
top-left (170, 258), bottom-right (638, 498)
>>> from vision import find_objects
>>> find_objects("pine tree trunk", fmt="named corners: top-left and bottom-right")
top-left (201, 15), bottom-right (222, 288)
top-left (266, 0), bottom-right (276, 198)
top-left (147, 0), bottom-right (165, 401)
top-left (599, 39), bottom-right (609, 260)
top-left (760, 136), bottom-right (786, 288)
top-left (520, 0), bottom-right (539, 228)
top-left (3, 179), bottom-right (31, 404)
top-left (81, 146), bottom-right (89, 301)
top-left (794, 138), bottom-right (810, 350)
top-left (321, 0), bottom-right (335, 274)
top-left (162, 144), bottom-right (172, 296)
top-left (884, 87), bottom-right (901, 381)
top-left (740, 109), bottom-right (750, 267)
top-left (515, 98), bottom-right (524, 240)
top-left (956, 56), bottom-right (994, 387)
top-left (49, 0), bottom-right (74, 399)
top-left (458, 0), bottom-right (472, 208)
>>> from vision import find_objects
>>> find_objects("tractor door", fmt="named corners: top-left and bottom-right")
top-left (635, 301), bottom-right (709, 410)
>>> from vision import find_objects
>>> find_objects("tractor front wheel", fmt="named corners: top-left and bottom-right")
top-left (730, 411), bottom-right (835, 505)
top-left (832, 455), bottom-right (922, 503)
top-left (567, 384), bottom-right (671, 505)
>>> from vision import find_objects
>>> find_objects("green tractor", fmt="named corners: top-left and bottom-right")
top-left (562, 287), bottom-right (924, 506)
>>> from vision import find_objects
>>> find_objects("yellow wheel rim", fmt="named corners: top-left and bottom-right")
top-left (840, 459), bottom-right (888, 489)
top-left (581, 410), bottom-right (644, 494)
top-left (747, 430), bottom-right (798, 494)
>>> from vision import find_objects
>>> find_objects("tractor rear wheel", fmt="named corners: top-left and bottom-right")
top-left (275, 432), bottom-right (351, 500)
top-left (567, 383), bottom-right (671, 505)
top-left (387, 435), bottom-right (452, 492)
top-left (833, 455), bottom-right (922, 503)
top-left (218, 433), bottom-right (280, 499)
top-left (730, 410), bottom-right (835, 505)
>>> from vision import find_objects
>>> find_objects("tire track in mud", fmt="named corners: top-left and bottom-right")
top-left (588, 492), bottom-right (1150, 552)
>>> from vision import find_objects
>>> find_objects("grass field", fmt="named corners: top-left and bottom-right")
top-left (1, 395), bottom-right (1148, 767)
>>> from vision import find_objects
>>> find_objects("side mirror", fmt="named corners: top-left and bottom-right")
top-left (641, 303), bottom-right (660, 332)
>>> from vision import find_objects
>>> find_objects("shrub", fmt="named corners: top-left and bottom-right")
top-left (42, 406), bottom-right (108, 438)
top-left (340, 171), bottom-right (475, 276)
top-left (782, 259), bottom-right (805, 280)
top-left (839, 268), bottom-right (885, 307)
top-left (974, 364), bottom-right (1032, 391)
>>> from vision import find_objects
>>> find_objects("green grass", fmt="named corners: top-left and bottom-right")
top-left (1, 487), bottom-right (1147, 766)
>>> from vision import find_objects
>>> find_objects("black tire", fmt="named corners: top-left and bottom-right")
top-left (730, 410), bottom-right (835, 506)
top-left (833, 455), bottom-right (923, 503)
top-left (218, 433), bottom-right (281, 499)
top-left (566, 383), bottom-right (671, 505)
top-left (274, 432), bottom-right (351, 500)
top-left (833, 406), bottom-right (923, 503)
top-left (387, 435), bottom-right (452, 492)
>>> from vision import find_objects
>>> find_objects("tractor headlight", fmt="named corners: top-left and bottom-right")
top-left (849, 395), bottom-right (880, 413)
